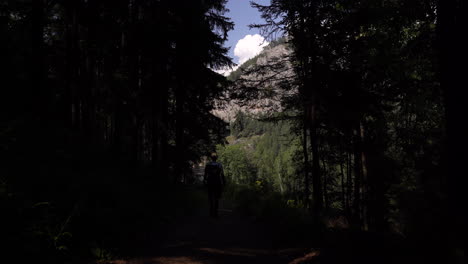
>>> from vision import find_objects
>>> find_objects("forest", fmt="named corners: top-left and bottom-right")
top-left (1, 0), bottom-right (467, 264)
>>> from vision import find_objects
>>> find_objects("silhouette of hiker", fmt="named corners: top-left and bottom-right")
top-left (204, 153), bottom-right (226, 218)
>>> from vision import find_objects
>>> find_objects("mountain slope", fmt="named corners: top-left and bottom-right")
top-left (212, 37), bottom-right (296, 122)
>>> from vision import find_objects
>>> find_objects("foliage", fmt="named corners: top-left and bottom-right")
top-left (219, 113), bottom-right (302, 197)
top-left (1, 0), bottom-right (233, 263)
top-left (225, 183), bottom-right (317, 244)
top-left (248, 0), bottom-right (444, 231)
top-left (217, 143), bottom-right (257, 185)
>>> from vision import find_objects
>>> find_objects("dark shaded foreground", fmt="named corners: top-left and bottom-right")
top-left (91, 186), bottom-right (446, 264)
top-left (102, 197), bottom-right (308, 264)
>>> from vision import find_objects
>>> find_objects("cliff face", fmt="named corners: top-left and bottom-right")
top-left (212, 39), bottom-right (297, 123)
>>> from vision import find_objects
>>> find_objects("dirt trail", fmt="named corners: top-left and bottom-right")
top-left (107, 199), bottom-right (309, 264)
top-left (102, 190), bottom-right (448, 264)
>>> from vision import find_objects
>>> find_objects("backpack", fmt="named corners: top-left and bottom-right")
top-left (205, 162), bottom-right (222, 185)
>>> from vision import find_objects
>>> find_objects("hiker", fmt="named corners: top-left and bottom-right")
top-left (203, 153), bottom-right (226, 218)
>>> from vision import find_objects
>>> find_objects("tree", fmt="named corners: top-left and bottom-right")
top-left (250, 0), bottom-right (445, 236)
top-left (1, 0), bottom-right (235, 261)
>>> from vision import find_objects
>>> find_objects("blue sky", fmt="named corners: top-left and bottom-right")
top-left (224, 0), bottom-right (271, 65)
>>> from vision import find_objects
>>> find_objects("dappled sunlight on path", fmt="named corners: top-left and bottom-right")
top-left (105, 247), bottom-right (311, 264)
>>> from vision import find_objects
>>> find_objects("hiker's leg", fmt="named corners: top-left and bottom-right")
top-left (208, 190), bottom-right (213, 216)
top-left (214, 187), bottom-right (221, 217)
top-left (209, 189), bottom-right (216, 217)
top-left (214, 198), bottom-right (219, 217)
top-left (211, 197), bottom-right (216, 217)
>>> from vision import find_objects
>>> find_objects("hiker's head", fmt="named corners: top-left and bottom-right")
top-left (210, 152), bottom-right (218, 161)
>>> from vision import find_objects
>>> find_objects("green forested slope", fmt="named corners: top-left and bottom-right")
top-left (217, 112), bottom-right (303, 200)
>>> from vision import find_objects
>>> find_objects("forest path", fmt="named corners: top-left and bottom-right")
top-left (107, 189), bottom-right (309, 264)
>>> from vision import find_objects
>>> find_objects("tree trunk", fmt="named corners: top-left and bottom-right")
top-left (302, 104), bottom-right (311, 209)
top-left (31, 0), bottom-right (45, 117)
top-left (69, 0), bottom-right (81, 131)
top-left (309, 104), bottom-right (323, 215)
top-left (151, 0), bottom-right (170, 178)
top-left (277, 172), bottom-right (284, 194)
top-left (83, 0), bottom-right (100, 146)
top-left (322, 156), bottom-right (328, 210)
top-left (359, 122), bottom-right (369, 231)
top-left (128, 0), bottom-right (139, 166)
top-left (346, 147), bottom-right (352, 218)
top-left (352, 126), bottom-right (362, 228)
top-left (437, 0), bottom-right (467, 261)
top-left (175, 76), bottom-right (185, 183)
top-left (340, 150), bottom-right (346, 212)
top-left (152, 58), bottom-right (169, 177)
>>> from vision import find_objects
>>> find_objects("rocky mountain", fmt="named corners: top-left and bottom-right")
top-left (212, 38), bottom-right (297, 123)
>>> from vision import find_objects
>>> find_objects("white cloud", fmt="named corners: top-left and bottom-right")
top-left (211, 34), bottom-right (268, 77)
top-left (214, 65), bottom-right (239, 76)
top-left (234, 34), bottom-right (269, 65)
